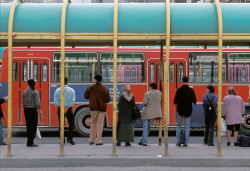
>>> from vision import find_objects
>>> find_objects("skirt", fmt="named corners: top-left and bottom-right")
top-left (117, 122), bottom-right (134, 142)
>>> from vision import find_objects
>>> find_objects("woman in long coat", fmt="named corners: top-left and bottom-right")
top-left (117, 84), bottom-right (135, 146)
top-left (222, 87), bottom-right (245, 146)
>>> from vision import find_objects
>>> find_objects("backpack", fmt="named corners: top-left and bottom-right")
top-left (180, 129), bottom-right (186, 145)
top-left (237, 135), bottom-right (250, 147)
top-left (205, 95), bottom-right (216, 119)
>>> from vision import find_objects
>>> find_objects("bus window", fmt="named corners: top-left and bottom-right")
top-left (229, 53), bottom-right (250, 83)
top-left (170, 63), bottom-right (174, 83)
top-left (53, 52), bottom-right (98, 83)
top-left (101, 53), bottom-right (144, 83)
top-left (150, 63), bottom-right (155, 83)
top-left (132, 68), bottom-right (136, 82)
top-left (188, 52), bottom-right (227, 83)
top-left (23, 62), bottom-right (27, 82)
top-left (33, 62), bottom-right (38, 82)
top-left (42, 62), bottom-right (48, 82)
top-left (13, 62), bottom-right (18, 82)
top-left (179, 63), bottom-right (184, 82)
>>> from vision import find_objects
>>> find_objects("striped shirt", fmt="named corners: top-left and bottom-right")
top-left (22, 87), bottom-right (41, 109)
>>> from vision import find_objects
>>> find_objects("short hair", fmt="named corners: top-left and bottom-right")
top-left (207, 85), bottom-right (215, 93)
top-left (149, 83), bottom-right (157, 90)
top-left (228, 87), bottom-right (237, 95)
top-left (94, 75), bottom-right (102, 83)
top-left (182, 76), bottom-right (189, 83)
top-left (28, 79), bottom-right (36, 90)
top-left (64, 77), bottom-right (68, 85)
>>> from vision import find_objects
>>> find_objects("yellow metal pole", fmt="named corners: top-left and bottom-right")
top-left (60, 0), bottom-right (69, 156)
top-left (214, 0), bottom-right (223, 157)
top-left (112, 0), bottom-right (118, 157)
top-left (7, 0), bottom-right (19, 157)
top-left (159, 41), bottom-right (163, 146)
top-left (164, 0), bottom-right (171, 156)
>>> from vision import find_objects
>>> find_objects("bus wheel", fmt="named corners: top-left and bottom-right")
top-left (240, 112), bottom-right (250, 136)
top-left (74, 107), bottom-right (91, 137)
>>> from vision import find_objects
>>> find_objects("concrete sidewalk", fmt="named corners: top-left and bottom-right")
top-left (1, 143), bottom-right (250, 167)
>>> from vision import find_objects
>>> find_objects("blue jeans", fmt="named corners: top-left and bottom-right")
top-left (140, 119), bottom-right (154, 144)
top-left (0, 118), bottom-right (4, 144)
top-left (176, 114), bottom-right (191, 145)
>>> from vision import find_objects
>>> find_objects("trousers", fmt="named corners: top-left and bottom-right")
top-left (89, 111), bottom-right (105, 144)
top-left (57, 107), bottom-right (74, 141)
top-left (24, 108), bottom-right (38, 145)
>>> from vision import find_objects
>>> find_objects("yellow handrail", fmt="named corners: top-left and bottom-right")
top-left (164, 0), bottom-right (171, 156)
top-left (112, 0), bottom-right (119, 157)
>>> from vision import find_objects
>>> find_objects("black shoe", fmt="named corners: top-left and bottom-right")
top-left (208, 144), bottom-right (214, 146)
top-left (138, 142), bottom-right (142, 145)
top-left (176, 143), bottom-right (181, 147)
top-left (234, 142), bottom-right (240, 146)
top-left (89, 142), bottom-right (94, 145)
top-left (142, 144), bottom-right (147, 146)
top-left (27, 144), bottom-right (38, 147)
top-left (67, 139), bottom-right (75, 145)
top-left (125, 142), bottom-right (131, 146)
top-left (204, 141), bottom-right (208, 145)
top-left (227, 142), bottom-right (230, 146)
top-left (183, 144), bottom-right (188, 147)
top-left (116, 142), bottom-right (121, 146)
top-left (96, 143), bottom-right (103, 146)
top-left (0, 142), bottom-right (7, 145)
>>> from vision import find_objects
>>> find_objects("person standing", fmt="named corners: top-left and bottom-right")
top-left (202, 85), bottom-right (218, 146)
top-left (84, 75), bottom-right (111, 145)
top-left (54, 77), bottom-right (76, 145)
top-left (138, 83), bottom-right (162, 146)
top-left (0, 83), bottom-right (7, 146)
top-left (174, 76), bottom-right (196, 147)
top-left (117, 84), bottom-right (135, 147)
top-left (222, 87), bottom-right (245, 146)
top-left (22, 79), bottom-right (42, 147)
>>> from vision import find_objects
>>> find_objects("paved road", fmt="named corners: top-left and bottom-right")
top-left (3, 127), bottom-right (230, 145)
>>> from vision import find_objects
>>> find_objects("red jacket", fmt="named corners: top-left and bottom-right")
top-left (84, 83), bottom-right (111, 112)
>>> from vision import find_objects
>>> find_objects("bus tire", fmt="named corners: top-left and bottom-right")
top-left (240, 112), bottom-right (250, 136)
top-left (74, 107), bottom-right (91, 137)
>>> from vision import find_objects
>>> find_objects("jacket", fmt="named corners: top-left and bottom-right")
top-left (174, 85), bottom-right (197, 117)
top-left (118, 95), bottom-right (135, 123)
top-left (141, 89), bottom-right (162, 120)
top-left (222, 95), bottom-right (245, 125)
top-left (84, 83), bottom-right (111, 112)
top-left (0, 98), bottom-right (5, 118)
top-left (202, 92), bottom-right (218, 116)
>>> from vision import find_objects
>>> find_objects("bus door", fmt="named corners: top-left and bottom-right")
top-left (148, 59), bottom-right (186, 125)
top-left (12, 59), bottom-right (49, 126)
top-left (230, 64), bottom-right (249, 82)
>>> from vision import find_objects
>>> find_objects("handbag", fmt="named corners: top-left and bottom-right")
top-left (132, 104), bottom-right (141, 121)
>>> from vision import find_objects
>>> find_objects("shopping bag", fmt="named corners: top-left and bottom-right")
top-left (36, 128), bottom-right (41, 139)
top-left (221, 118), bottom-right (227, 137)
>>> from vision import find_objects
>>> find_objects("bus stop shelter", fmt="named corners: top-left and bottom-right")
top-left (1, 0), bottom-right (250, 157)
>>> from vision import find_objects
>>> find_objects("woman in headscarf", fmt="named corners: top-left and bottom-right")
top-left (117, 84), bottom-right (135, 146)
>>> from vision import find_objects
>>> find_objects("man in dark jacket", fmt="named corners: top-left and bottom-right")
top-left (84, 75), bottom-right (111, 145)
top-left (0, 83), bottom-right (7, 145)
top-left (174, 76), bottom-right (196, 147)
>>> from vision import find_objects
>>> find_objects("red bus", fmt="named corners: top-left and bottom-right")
top-left (1, 47), bottom-right (250, 136)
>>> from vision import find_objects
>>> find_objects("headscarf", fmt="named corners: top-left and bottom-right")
top-left (122, 84), bottom-right (133, 102)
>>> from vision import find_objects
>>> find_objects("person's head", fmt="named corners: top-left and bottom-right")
top-left (207, 85), bottom-right (215, 93)
top-left (123, 84), bottom-right (131, 95)
top-left (64, 77), bottom-right (68, 85)
top-left (94, 75), bottom-right (102, 84)
top-left (182, 76), bottom-right (189, 83)
top-left (227, 87), bottom-right (237, 95)
top-left (149, 83), bottom-right (157, 90)
top-left (28, 79), bottom-right (36, 90)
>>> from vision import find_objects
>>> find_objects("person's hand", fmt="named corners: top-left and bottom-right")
top-left (3, 97), bottom-right (7, 101)
top-left (39, 109), bottom-right (43, 116)
top-left (64, 107), bottom-right (69, 113)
